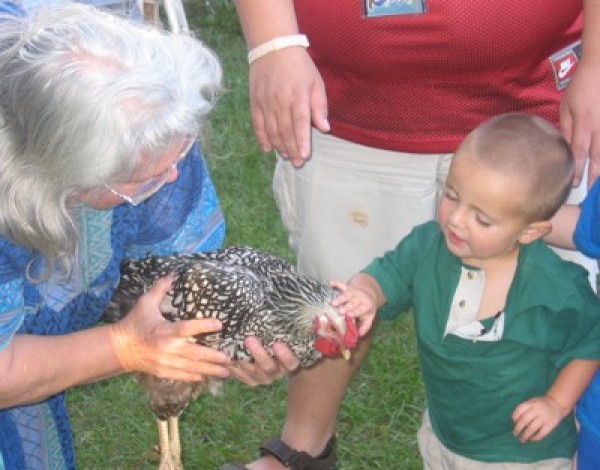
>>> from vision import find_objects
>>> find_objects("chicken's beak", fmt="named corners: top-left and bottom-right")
top-left (341, 347), bottom-right (351, 361)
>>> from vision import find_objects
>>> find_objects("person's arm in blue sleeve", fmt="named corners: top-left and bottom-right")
top-left (573, 178), bottom-right (600, 258)
top-left (547, 178), bottom-right (600, 258)
top-left (0, 1), bottom-right (24, 16)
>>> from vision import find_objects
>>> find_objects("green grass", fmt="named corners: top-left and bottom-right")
top-left (68, 2), bottom-right (425, 468)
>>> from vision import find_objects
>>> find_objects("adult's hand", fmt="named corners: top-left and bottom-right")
top-left (560, 60), bottom-right (600, 187)
top-left (249, 47), bottom-right (329, 167)
top-left (229, 336), bottom-right (300, 386)
top-left (110, 275), bottom-right (232, 382)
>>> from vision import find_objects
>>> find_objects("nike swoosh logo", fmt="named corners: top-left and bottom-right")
top-left (558, 60), bottom-right (574, 79)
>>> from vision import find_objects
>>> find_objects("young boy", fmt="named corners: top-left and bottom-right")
top-left (548, 177), bottom-right (600, 470)
top-left (331, 113), bottom-right (600, 468)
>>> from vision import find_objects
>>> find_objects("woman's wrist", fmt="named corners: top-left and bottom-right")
top-left (109, 322), bottom-right (134, 373)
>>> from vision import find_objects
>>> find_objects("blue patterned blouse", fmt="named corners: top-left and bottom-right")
top-left (0, 145), bottom-right (225, 469)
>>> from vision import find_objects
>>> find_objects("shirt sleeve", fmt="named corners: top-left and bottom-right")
top-left (362, 222), bottom-right (437, 319)
top-left (550, 274), bottom-right (600, 368)
top-left (125, 143), bottom-right (225, 259)
top-left (573, 177), bottom-right (600, 258)
top-left (0, 1), bottom-right (25, 16)
top-left (0, 250), bottom-right (27, 352)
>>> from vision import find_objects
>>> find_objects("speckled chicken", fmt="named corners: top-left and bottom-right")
top-left (103, 245), bottom-right (359, 470)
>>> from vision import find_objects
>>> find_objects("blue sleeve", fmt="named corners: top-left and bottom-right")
top-left (124, 143), bottom-right (225, 259)
top-left (0, 244), bottom-right (28, 352)
top-left (0, 1), bottom-right (25, 16)
top-left (573, 178), bottom-right (600, 259)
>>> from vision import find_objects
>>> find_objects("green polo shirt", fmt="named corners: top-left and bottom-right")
top-left (364, 221), bottom-right (600, 463)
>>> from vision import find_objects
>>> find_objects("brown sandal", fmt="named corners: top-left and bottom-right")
top-left (220, 435), bottom-right (336, 470)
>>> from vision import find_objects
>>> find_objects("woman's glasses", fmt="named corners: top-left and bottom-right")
top-left (105, 137), bottom-right (195, 206)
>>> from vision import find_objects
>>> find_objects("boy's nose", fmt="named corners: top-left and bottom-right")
top-left (448, 206), bottom-right (466, 227)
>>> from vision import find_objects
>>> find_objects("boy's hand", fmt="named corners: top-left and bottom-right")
top-left (330, 280), bottom-right (378, 337)
top-left (512, 396), bottom-right (566, 443)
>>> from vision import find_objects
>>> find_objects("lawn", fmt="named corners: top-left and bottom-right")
top-left (68, 2), bottom-right (425, 468)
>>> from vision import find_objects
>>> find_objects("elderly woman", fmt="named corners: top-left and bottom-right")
top-left (0, 3), bottom-right (235, 467)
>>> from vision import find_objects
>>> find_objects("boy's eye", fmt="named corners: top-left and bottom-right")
top-left (476, 215), bottom-right (492, 227)
top-left (443, 189), bottom-right (458, 201)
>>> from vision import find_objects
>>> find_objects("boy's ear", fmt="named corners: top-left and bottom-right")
top-left (519, 221), bottom-right (552, 245)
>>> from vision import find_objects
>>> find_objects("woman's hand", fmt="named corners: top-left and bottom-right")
top-left (229, 337), bottom-right (300, 386)
top-left (110, 275), bottom-right (232, 382)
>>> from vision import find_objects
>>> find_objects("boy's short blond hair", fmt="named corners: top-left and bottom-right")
top-left (463, 113), bottom-right (574, 221)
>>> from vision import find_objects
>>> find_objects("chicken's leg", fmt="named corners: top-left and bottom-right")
top-left (157, 418), bottom-right (184, 470)
top-left (168, 416), bottom-right (183, 470)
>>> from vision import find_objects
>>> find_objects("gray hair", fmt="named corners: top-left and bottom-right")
top-left (0, 2), bottom-right (222, 277)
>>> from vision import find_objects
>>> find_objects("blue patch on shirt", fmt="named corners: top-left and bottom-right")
top-left (364, 0), bottom-right (426, 17)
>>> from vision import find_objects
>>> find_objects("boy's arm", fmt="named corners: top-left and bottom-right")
top-left (546, 358), bottom-right (599, 417)
top-left (512, 359), bottom-right (599, 442)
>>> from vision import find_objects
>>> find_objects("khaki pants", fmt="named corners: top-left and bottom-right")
top-left (417, 410), bottom-right (572, 470)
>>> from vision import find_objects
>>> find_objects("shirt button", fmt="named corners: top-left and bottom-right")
top-left (459, 300), bottom-right (466, 308)
top-left (467, 272), bottom-right (474, 280)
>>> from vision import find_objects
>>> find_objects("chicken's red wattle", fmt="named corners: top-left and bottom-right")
top-left (344, 315), bottom-right (359, 349)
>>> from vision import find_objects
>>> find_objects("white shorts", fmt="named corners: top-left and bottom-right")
top-left (273, 130), bottom-right (452, 282)
top-left (273, 130), bottom-right (598, 287)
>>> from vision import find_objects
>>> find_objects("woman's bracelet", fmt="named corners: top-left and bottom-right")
top-left (247, 34), bottom-right (309, 65)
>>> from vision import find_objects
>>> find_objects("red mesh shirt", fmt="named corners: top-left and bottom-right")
top-left (295, 0), bottom-right (583, 153)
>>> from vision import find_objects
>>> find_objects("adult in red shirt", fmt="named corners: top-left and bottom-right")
top-left (228, 1), bottom-right (600, 469)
